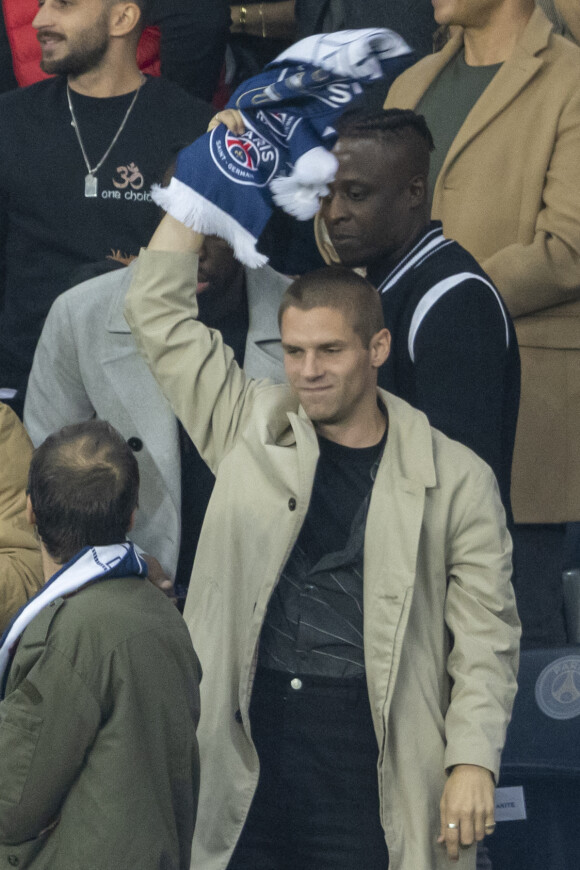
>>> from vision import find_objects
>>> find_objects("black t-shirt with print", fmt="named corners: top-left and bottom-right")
top-left (0, 74), bottom-right (212, 394)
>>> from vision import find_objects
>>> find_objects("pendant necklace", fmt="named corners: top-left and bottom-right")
top-left (67, 75), bottom-right (145, 198)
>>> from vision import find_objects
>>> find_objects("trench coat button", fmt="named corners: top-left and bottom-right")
top-left (127, 437), bottom-right (143, 452)
top-left (288, 497), bottom-right (297, 511)
top-left (8, 856), bottom-right (19, 867)
top-left (234, 709), bottom-right (243, 723)
top-left (290, 678), bottom-right (302, 690)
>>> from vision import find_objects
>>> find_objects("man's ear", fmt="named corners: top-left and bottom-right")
top-left (408, 173), bottom-right (427, 209)
top-left (109, 2), bottom-right (142, 39)
top-left (370, 328), bottom-right (391, 368)
top-left (26, 494), bottom-right (36, 527)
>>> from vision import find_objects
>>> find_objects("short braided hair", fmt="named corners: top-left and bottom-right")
top-left (336, 108), bottom-right (434, 177)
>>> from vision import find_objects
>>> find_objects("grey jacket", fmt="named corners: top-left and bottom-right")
top-left (24, 263), bottom-right (290, 576)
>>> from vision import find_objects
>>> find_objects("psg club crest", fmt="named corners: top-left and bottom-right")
top-left (535, 655), bottom-right (580, 720)
top-left (210, 126), bottom-right (279, 187)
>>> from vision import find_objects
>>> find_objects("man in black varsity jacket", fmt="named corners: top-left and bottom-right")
top-left (317, 108), bottom-right (520, 520)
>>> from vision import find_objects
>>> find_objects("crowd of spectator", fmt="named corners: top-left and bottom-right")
top-left (0, 0), bottom-right (579, 868)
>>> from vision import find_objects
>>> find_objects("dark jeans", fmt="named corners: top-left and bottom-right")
top-left (228, 668), bottom-right (389, 870)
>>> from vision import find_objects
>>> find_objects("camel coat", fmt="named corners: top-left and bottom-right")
top-left (0, 402), bottom-right (42, 633)
top-left (125, 250), bottom-right (520, 870)
top-left (385, 7), bottom-right (580, 522)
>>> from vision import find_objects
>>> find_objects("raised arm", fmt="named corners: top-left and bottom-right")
top-left (125, 214), bottom-right (263, 472)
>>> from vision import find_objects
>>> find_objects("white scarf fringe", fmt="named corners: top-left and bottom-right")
top-left (270, 147), bottom-right (338, 219)
top-left (152, 179), bottom-right (269, 269)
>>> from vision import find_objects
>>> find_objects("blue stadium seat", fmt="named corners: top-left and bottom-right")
top-left (487, 646), bottom-right (580, 870)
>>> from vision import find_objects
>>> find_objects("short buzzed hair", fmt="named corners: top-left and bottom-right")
top-left (336, 108), bottom-right (435, 178)
top-left (28, 420), bottom-right (139, 564)
top-left (278, 266), bottom-right (385, 347)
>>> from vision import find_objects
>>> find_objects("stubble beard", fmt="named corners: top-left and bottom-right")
top-left (297, 390), bottom-right (341, 427)
top-left (40, 22), bottom-right (110, 77)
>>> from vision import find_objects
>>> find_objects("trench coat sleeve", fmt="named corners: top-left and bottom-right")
top-left (481, 83), bottom-right (580, 319)
top-left (0, 404), bottom-right (42, 634)
top-left (0, 647), bottom-right (101, 843)
top-left (443, 463), bottom-right (520, 779)
top-left (125, 249), bottom-right (263, 472)
top-left (24, 295), bottom-right (95, 448)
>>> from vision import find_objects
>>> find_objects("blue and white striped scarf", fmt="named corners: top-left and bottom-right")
top-left (153, 28), bottom-right (414, 267)
top-left (0, 542), bottom-right (147, 698)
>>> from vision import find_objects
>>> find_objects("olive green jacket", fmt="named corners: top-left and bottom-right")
top-left (0, 575), bottom-right (201, 869)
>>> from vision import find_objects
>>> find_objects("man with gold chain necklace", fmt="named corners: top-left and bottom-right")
top-left (0, 0), bottom-right (211, 418)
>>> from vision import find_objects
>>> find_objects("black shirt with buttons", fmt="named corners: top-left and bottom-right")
top-left (259, 426), bottom-right (387, 678)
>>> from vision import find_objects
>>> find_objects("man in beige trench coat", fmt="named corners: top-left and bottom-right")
top-left (125, 214), bottom-right (521, 870)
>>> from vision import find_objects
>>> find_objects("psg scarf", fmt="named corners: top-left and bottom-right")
top-left (152, 28), bottom-right (414, 267)
top-left (0, 542), bottom-right (147, 698)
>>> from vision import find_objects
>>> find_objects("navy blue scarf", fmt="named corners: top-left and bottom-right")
top-left (153, 28), bottom-right (414, 267)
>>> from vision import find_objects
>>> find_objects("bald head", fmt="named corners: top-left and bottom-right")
top-left (28, 420), bottom-right (139, 564)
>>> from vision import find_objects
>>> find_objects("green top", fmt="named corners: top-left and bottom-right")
top-left (416, 49), bottom-right (502, 202)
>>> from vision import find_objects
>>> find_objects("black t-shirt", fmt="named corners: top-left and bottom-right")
top-left (259, 426), bottom-right (387, 676)
top-left (296, 431), bottom-right (386, 565)
top-left (0, 75), bottom-right (212, 393)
